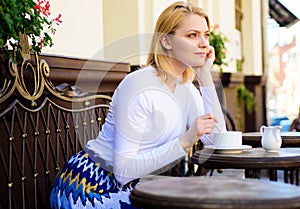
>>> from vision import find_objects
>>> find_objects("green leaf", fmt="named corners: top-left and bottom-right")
top-left (0, 0), bottom-right (61, 61)
top-left (235, 84), bottom-right (256, 114)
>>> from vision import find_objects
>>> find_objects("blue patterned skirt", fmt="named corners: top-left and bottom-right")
top-left (50, 150), bottom-right (140, 209)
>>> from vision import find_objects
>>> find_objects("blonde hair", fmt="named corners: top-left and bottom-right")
top-left (146, 1), bottom-right (210, 83)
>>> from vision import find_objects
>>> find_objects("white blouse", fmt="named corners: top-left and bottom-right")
top-left (86, 65), bottom-right (226, 185)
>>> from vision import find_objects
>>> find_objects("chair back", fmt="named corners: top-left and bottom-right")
top-left (0, 55), bottom-right (111, 209)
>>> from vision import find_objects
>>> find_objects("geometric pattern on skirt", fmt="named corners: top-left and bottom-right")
top-left (50, 150), bottom-right (140, 209)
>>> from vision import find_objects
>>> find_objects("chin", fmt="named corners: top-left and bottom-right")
top-left (191, 62), bottom-right (205, 67)
top-left (191, 58), bottom-right (205, 67)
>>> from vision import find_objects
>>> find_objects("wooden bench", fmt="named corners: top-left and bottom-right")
top-left (0, 54), bottom-right (114, 209)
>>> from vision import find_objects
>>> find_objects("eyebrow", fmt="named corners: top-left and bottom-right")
top-left (186, 29), bottom-right (210, 33)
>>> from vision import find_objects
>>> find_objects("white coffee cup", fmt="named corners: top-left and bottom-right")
top-left (214, 131), bottom-right (242, 148)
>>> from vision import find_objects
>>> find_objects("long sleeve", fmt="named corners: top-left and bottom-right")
top-left (113, 135), bottom-right (186, 185)
top-left (111, 68), bottom-right (187, 185)
top-left (186, 83), bottom-right (226, 145)
top-left (200, 85), bottom-right (226, 132)
top-left (199, 85), bottom-right (227, 144)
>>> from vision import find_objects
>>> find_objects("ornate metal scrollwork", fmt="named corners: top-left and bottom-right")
top-left (0, 53), bottom-right (53, 106)
top-left (0, 53), bottom-right (48, 107)
top-left (0, 56), bottom-right (18, 103)
top-left (17, 54), bottom-right (45, 107)
top-left (0, 53), bottom-right (112, 107)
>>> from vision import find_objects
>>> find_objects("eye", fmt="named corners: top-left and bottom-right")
top-left (187, 33), bottom-right (197, 38)
top-left (205, 32), bottom-right (210, 39)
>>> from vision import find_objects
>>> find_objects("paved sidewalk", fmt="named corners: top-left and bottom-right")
top-left (141, 168), bottom-right (296, 184)
top-left (209, 169), bottom-right (245, 179)
top-left (210, 168), bottom-right (291, 183)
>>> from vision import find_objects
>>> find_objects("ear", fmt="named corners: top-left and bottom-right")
top-left (160, 35), bottom-right (172, 50)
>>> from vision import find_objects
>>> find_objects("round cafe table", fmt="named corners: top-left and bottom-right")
top-left (242, 132), bottom-right (300, 147)
top-left (130, 176), bottom-right (300, 209)
top-left (191, 147), bottom-right (300, 184)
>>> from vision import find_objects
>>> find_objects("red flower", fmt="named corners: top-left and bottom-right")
top-left (54, 14), bottom-right (62, 24)
top-left (43, 1), bottom-right (51, 16)
top-left (32, 0), bottom-right (62, 51)
top-left (34, 4), bottom-right (41, 13)
top-left (38, 38), bottom-right (44, 49)
top-left (212, 24), bottom-right (219, 30)
top-left (34, 0), bottom-right (51, 17)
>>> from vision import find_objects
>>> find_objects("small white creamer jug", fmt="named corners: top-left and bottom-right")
top-left (260, 125), bottom-right (282, 152)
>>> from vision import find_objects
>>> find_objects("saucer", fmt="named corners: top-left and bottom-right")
top-left (204, 145), bottom-right (252, 154)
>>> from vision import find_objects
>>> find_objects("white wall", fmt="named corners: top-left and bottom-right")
top-left (241, 0), bottom-right (263, 75)
top-left (42, 0), bottom-right (103, 60)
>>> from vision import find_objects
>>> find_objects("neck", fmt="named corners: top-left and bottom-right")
top-left (165, 76), bottom-right (179, 93)
top-left (167, 57), bottom-right (188, 76)
top-left (163, 58), bottom-right (187, 92)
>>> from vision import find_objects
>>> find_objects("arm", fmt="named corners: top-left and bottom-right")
top-left (112, 75), bottom-right (187, 185)
top-left (200, 85), bottom-right (226, 133)
top-left (194, 46), bottom-right (226, 133)
top-left (186, 83), bottom-right (226, 145)
top-left (179, 46), bottom-right (226, 148)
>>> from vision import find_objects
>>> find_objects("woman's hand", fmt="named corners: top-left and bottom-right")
top-left (179, 113), bottom-right (218, 149)
top-left (194, 46), bottom-right (215, 86)
top-left (197, 46), bottom-right (215, 72)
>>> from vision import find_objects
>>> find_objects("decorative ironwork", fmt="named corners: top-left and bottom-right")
top-left (0, 53), bottom-right (112, 209)
top-left (0, 53), bottom-right (111, 107)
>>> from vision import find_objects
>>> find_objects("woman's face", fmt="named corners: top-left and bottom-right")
top-left (166, 14), bottom-right (210, 68)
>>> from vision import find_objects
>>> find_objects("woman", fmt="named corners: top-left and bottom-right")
top-left (50, 1), bottom-right (226, 208)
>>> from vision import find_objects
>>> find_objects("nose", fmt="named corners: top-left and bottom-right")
top-left (198, 35), bottom-right (209, 47)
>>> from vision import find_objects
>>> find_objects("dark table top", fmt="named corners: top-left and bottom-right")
top-left (243, 132), bottom-right (300, 147)
top-left (130, 176), bottom-right (300, 209)
top-left (191, 147), bottom-right (300, 169)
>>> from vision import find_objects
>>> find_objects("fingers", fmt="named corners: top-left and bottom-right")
top-left (201, 120), bottom-right (216, 133)
top-left (206, 46), bottom-right (215, 58)
top-left (200, 113), bottom-right (218, 122)
top-left (196, 114), bottom-right (219, 135)
top-left (206, 46), bottom-right (215, 65)
top-left (180, 114), bottom-right (219, 149)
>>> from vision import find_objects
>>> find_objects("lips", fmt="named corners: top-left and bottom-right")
top-left (195, 52), bottom-right (206, 56)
